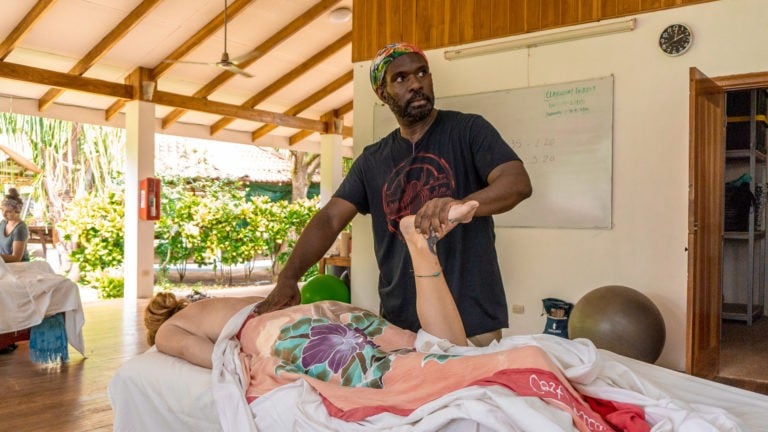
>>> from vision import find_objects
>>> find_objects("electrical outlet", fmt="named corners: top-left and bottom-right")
top-left (512, 304), bottom-right (525, 314)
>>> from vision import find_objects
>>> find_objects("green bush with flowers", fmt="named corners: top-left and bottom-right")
top-left (58, 177), bottom-right (320, 298)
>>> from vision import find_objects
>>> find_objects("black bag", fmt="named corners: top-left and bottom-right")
top-left (541, 298), bottom-right (573, 339)
top-left (724, 174), bottom-right (755, 232)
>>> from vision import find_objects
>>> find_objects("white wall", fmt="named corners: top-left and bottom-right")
top-left (349, 0), bottom-right (768, 371)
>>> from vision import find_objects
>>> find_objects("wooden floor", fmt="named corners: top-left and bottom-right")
top-left (2, 295), bottom-right (768, 431)
top-left (0, 298), bottom-right (150, 432)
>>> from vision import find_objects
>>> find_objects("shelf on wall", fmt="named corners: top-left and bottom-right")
top-left (724, 231), bottom-right (765, 240)
top-left (722, 302), bottom-right (764, 322)
top-left (726, 149), bottom-right (766, 161)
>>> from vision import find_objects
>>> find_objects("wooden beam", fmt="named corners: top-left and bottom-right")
top-left (0, 61), bottom-right (132, 99)
top-left (38, 0), bottom-right (163, 111)
top-left (251, 70), bottom-right (352, 141)
top-left (105, 0), bottom-right (255, 121)
top-left (335, 100), bottom-right (354, 116)
top-left (288, 129), bottom-right (315, 145)
top-left (288, 100), bottom-right (353, 145)
top-left (125, 67), bottom-right (154, 102)
top-left (0, 61), bottom-right (328, 133)
top-left (0, 0), bottom-right (57, 61)
top-left (209, 30), bottom-right (352, 135)
top-left (152, 90), bottom-right (327, 132)
top-left (161, 0), bottom-right (342, 129)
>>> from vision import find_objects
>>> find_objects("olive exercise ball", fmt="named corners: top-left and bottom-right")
top-left (568, 285), bottom-right (666, 363)
top-left (300, 274), bottom-right (351, 304)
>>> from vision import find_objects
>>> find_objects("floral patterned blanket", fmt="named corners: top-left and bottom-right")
top-left (237, 301), bottom-right (620, 432)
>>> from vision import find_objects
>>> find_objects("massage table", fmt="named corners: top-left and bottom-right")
top-left (0, 260), bottom-right (85, 358)
top-left (109, 301), bottom-right (768, 432)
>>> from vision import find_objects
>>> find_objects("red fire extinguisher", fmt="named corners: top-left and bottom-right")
top-left (139, 177), bottom-right (161, 221)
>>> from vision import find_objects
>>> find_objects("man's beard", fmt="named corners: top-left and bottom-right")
top-left (384, 90), bottom-right (434, 124)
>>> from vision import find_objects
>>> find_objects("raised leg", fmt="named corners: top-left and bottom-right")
top-left (400, 201), bottom-right (479, 346)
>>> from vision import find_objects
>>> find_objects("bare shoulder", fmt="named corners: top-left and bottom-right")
top-left (165, 296), bottom-right (263, 340)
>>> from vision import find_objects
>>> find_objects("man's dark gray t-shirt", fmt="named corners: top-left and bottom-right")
top-left (334, 110), bottom-right (520, 337)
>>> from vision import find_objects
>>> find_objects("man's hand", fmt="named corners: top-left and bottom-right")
top-left (413, 197), bottom-right (465, 238)
top-left (255, 280), bottom-right (301, 314)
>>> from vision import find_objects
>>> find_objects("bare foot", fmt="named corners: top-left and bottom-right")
top-left (400, 200), bottom-right (479, 250)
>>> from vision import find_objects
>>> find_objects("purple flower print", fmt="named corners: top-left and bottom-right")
top-left (301, 323), bottom-right (375, 373)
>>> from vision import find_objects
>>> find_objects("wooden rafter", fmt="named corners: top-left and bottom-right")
top-left (289, 100), bottom-right (353, 145)
top-left (0, 0), bottom-right (57, 61)
top-left (210, 30), bottom-right (352, 135)
top-left (161, 0), bottom-right (341, 130)
top-left (37, 0), bottom-right (163, 111)
top-left (105, 0), bottom-right (256, 121)
top-left (153, 90), bottom-right (326, 132)
top-left (251, 70), bottom-right (352, 142)
top-left (0, 60), bottom-right (326, 133)
top-left (0, 61), bottom-right (132, 99)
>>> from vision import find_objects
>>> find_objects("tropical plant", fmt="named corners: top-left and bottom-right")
top-left (0, 113), bottom-right (125, 225)
top-left (57, 191), bottom-right (125, 297)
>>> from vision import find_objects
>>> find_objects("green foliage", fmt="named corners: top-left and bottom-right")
top-left (57, 174), bottom-right (321, 296)
top-left (154, 179), bottom-right (211, 281)
top-left (154, 177), bottom-right (321, 284)
top-left (87, 270), bottom-right (125, 299)
top-left (57, 191), bottom-right (125, 297)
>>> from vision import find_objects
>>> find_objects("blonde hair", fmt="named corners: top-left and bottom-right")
top-left (144, 292), bottom-right (190, 346)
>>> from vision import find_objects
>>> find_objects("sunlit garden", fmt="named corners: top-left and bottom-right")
top-left (0, 112), bottom-right (336, 299)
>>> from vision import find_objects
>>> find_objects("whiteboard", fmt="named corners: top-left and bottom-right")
top-left (373, 76), bottom-right (614, 229)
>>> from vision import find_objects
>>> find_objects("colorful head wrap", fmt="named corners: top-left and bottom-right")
top-left (369, 42), bottom-right (428, 92)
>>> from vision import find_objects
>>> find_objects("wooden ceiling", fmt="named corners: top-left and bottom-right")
top-left (0, 0), bottom-right (354, 152)
top-left (0, 0), bottom-right (714, 154)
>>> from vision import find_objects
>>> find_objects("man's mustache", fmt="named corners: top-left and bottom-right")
top-left (406, 91), bottom-right (432, 108)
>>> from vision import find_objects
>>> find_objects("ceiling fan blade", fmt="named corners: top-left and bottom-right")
top-left (163, 59), bottom-right (217, 66)
top-left (217, 63), bottom-right (253, 78)
top-left (229, 49), bottom-right (263, 65)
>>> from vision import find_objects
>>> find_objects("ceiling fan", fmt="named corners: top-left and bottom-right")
top-left (166, 0), bottom-right (255, 77)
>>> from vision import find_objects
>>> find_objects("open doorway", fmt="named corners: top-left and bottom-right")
top-left (718, 86), bottom-right (768, 392)
top-left (689, 68), bottom-right (768, 394)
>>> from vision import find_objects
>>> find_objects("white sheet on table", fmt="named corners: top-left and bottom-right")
top-left (0, 260), bottom-right (85, 355)
top-left (211, 304), bottom-right (766, 432)
top-left (112, 300), bottom-right (768, 432)
top-left (109, 347), bottom-right (222, 432)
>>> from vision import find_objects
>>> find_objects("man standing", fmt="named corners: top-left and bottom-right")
top-left (257, 42), bottom-right (531, 346)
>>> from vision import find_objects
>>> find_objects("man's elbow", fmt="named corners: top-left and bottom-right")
top-left (520, 182), bottom-right (533, 201)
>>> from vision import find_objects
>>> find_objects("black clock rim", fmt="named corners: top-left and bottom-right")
top-left (659, 24), bottom-right (692, 56)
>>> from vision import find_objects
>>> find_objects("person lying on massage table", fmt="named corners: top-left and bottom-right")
top-left (145, 201), bottom-right (480, 366)
top-left (144, 201), bottom-right (629, 430)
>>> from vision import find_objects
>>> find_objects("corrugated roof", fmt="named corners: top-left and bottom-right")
top-left (156, 135), bottom-right (315, 184)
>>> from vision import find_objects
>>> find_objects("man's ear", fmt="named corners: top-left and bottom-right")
top-left (375, 85), bottom-right (387, 103)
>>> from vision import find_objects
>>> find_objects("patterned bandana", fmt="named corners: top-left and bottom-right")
top-left (369, 42), bottom-right (428, 92)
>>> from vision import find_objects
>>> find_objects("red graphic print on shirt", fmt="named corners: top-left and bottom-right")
top-left (382, 153), bottom-right (455, 236)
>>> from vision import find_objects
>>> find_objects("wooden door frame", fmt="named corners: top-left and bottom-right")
top-left (689, 70), bottom-right (768, 376)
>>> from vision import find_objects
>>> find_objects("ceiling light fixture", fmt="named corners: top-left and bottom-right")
top-left (444, 18), bottom-right (636, 60)
top-left (329, 6), bottom-right (352, 23)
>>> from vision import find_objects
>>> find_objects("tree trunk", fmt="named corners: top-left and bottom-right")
top-left (290, 150), bottom-right (320, 202)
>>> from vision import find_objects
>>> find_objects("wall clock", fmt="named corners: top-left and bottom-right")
top-left (658, 24), bottom-right (693, 56)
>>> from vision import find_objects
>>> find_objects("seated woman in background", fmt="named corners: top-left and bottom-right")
top-left (0, 188), bottom-right (30, 263)
top-left (0, 188), bottom-right (30, 355)
top-left (144, 201), bottom-right (614, 430)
